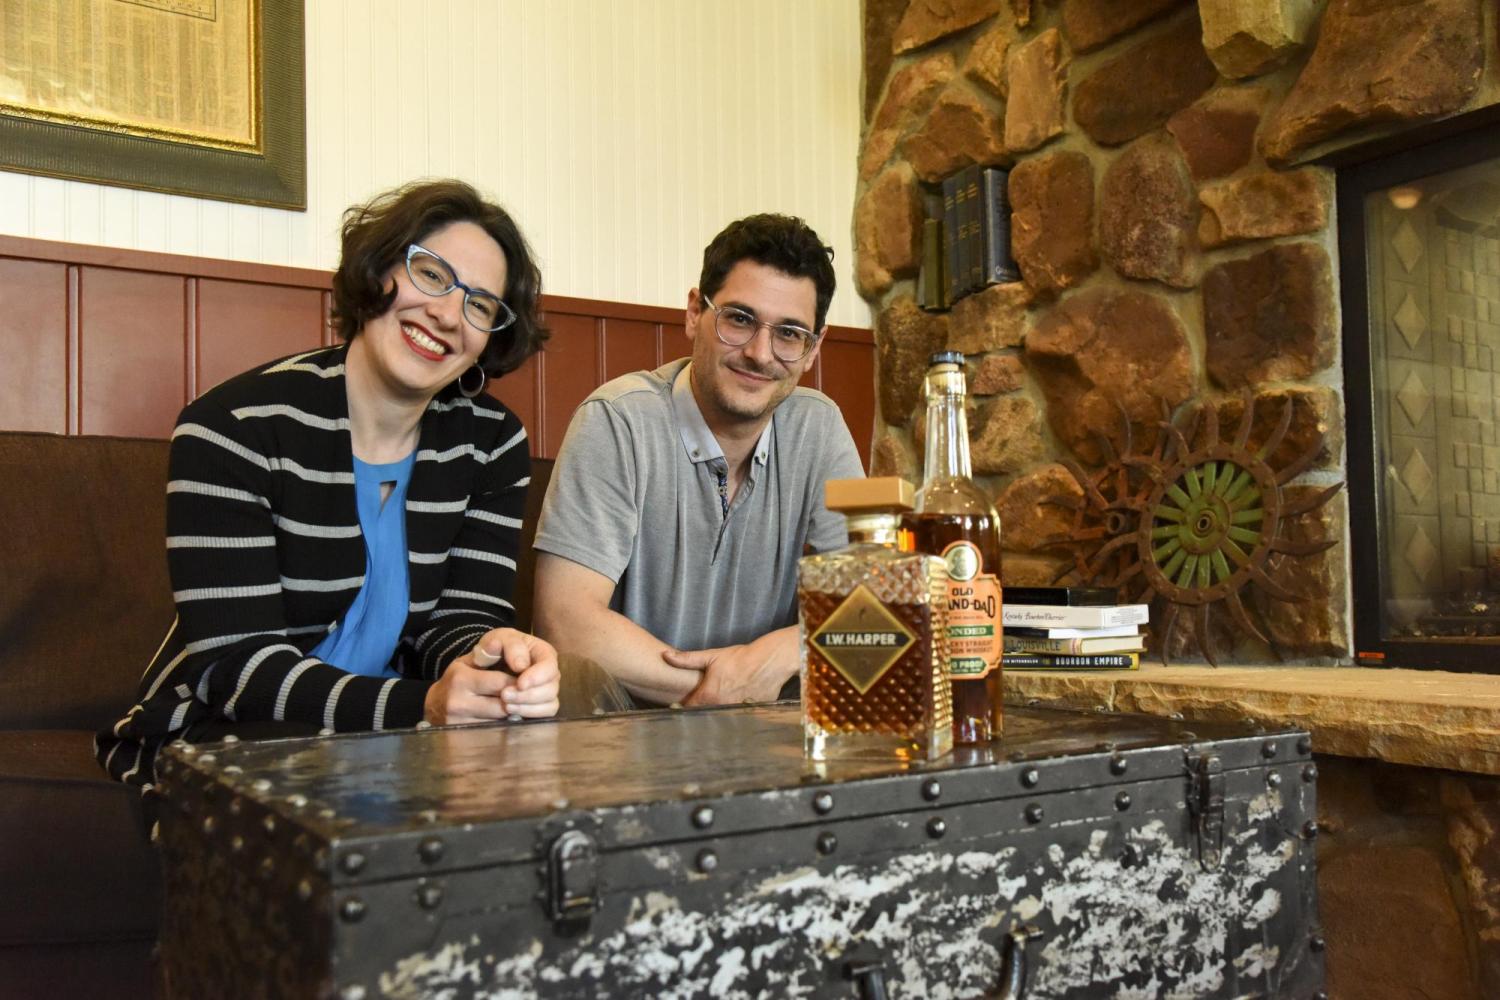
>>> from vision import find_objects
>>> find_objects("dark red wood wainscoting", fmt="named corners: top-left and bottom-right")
top-left (0, 235), bottom-right (875, 467)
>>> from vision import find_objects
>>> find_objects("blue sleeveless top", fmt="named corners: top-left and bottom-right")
top-left (310, 452), bottom-right (417, 678)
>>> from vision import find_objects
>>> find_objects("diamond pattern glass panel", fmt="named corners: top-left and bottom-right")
top-left (1392, 220), bottom-right (1424, 274)
top-left (1404, 524), bottom-right (1438, 584)
top-left (1362, 143), bottom-right (1500, 657)
top-left (1400, 447), bottom-right (1434, 504)
top-left (1394, 292), bottom-right (1427, 350)
top-left (1395, 369), bottom-right (1431, 428)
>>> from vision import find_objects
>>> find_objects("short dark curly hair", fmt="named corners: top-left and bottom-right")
top-left (697, 214), bottom-right (837, 331)
top-left (330, 179), bottom-right (547, 377)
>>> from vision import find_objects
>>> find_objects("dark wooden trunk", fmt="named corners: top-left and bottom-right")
top-left (155, 703), bottom-right (1325, 999)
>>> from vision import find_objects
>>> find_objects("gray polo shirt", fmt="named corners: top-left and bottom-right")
top-left (534, 358), bottom-right (864, 655)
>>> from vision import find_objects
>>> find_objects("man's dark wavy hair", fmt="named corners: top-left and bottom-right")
top-left (697, 214), bottom-right (837, 331)
top-left (330, 179), bottom-right (547, 376)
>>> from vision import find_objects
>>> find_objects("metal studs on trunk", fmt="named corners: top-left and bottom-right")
top-left (419, 837), bottom-right (445, 864)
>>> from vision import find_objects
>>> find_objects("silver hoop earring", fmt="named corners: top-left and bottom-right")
top-left (458, 365), bottom-right (488, 399)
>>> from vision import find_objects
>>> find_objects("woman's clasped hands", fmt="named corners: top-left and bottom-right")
top-left (423, 628), bottom-right (561, 725)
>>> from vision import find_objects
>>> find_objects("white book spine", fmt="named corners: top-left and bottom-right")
top-left (1001, 603), bottom-right (1150, 628)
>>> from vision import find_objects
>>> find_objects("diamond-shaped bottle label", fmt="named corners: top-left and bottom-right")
top-left (810, 584), bottom-right (917, 695)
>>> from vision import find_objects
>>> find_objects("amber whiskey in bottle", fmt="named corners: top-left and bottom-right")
top-left (904, 352), bottom-right (1004, 743)
top-left (799, 477), bottom-right (952, 762)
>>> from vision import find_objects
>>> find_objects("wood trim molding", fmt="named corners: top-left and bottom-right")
top-left (0, 234), bottom-right (333, 288)
top-left (0, 236), bottom-right (875, 463)
top-left (823, 324), bottom-right (875, 345)
top-left (541, 293), bottom-right (682, 325)
top-left (0, 235), bottom-right (875, 342)
top-left (542, 291), bottom-right (872, 344)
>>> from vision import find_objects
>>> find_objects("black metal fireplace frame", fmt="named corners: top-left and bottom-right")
top-left (1335, 106), bottom-right (1500, 673)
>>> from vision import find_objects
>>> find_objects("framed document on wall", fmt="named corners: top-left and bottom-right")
top-left (0, 0), bottom-right (305, 209)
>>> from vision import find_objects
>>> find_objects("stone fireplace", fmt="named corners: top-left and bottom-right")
top-left (856, 0), bottom-right (1500, 666)
top-left (854, 0), bottom-right (1500, 995)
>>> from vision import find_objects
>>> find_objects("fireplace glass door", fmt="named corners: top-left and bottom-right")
top-left (1343, 116), bottom-right (1500, 671)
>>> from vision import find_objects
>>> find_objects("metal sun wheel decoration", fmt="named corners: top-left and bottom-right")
top-left (1046, 395), bottom-right (1343, 666)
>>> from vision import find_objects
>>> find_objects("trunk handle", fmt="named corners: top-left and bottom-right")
top-left (843, 959), bottom-right (889, 1000)
top-left (843, 924), bottom-right (1040, 999)
top-left (994, 925), bottom-right (1042, 1000)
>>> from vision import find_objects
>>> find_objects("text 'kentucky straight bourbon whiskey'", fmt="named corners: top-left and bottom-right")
top-left (904, 352), bottom-right (1004, 744)
top-left (799, 477), bottom-right (952, 762)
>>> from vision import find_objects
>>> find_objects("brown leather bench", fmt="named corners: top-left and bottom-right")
top-left (0, 431), bottom-right (603, 998)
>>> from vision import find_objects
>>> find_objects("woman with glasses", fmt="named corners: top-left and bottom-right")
top-left (98, 179), bottom-right (563, 790)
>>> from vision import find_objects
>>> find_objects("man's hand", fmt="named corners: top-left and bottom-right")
top-left (424, 628), bottom-right (561, 725)
top-left (661, 627), bottom-right (799, 707)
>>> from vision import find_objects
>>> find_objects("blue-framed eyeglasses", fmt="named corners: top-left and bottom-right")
top-left (405, 244), bottom-right (516, 333)
top-left (702, 296), bottom-right (819, 363)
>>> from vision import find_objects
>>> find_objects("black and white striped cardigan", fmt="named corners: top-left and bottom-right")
top-left (96, 345), bottom-right (530, 789)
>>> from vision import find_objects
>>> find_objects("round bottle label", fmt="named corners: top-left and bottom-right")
top-left (944, 542), bottom-right (980, 582)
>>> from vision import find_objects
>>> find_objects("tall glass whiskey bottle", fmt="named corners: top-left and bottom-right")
top-left (799, 477), bottom-right (952, 762)
top-left (904, 352), bottom-right (1004, 743)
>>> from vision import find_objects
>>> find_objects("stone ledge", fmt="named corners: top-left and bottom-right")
top-left (1004, 665), bottom-right (1500, 776)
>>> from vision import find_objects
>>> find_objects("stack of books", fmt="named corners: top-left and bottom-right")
top-left (1002, 586), bottom-right (1147, 670)
top-left (917, 164), bottom-right (1021, 312)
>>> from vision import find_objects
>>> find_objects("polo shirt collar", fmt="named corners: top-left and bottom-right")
top-left (672, 362), bottom-right (773, 469)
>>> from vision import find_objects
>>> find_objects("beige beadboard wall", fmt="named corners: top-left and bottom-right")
top-left (0, 0), bottom-right (871, 328)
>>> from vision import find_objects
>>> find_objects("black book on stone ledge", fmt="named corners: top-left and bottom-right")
top-left (1005, 586), bottom-right (1119, 607)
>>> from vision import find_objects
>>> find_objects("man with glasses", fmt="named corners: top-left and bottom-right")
top-left (532, 214), bottom-right (863, 706)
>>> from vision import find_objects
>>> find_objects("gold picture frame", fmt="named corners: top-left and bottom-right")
top-left (0, 0), bottom-right (305, 210)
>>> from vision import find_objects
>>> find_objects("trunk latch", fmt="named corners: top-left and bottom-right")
top-left (1187, 753), bottom-right (1225, 871)
top-left (545, 829), bottom-right (599, 930)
